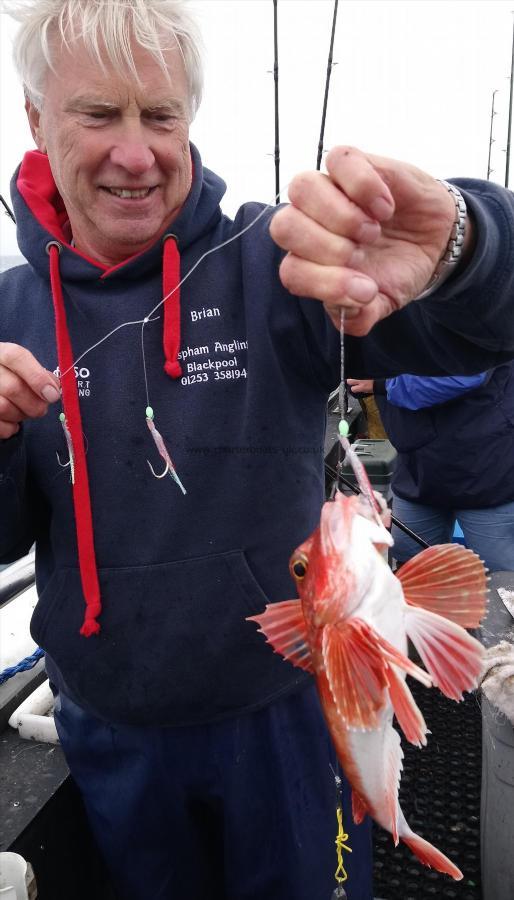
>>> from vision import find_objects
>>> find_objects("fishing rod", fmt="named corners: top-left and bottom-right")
top-left (324, 461), bottom-right (430, 550)
top-left (506, 13), bottom-right (514, 187)
top-left (316, 0), bottom-right (339, 170)
top-left (273, 0), bottom-right (280, 203)
top-left (0, 194), bottom-right (15, 224)
top-left (487, 90), bottom-right (498, 181)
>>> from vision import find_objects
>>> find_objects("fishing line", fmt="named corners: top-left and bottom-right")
top-left (326, 461), bottom-right (430, 549)
top-left (61, 184), bottom-right (290, 383)
top-left (60, 316), bottom-right (159, 377)
top-left (338, 309), bottom-right (347, 432)
top-left (141, 188), bottom-right (288, 366)
top-left (335, 308), bottom-right (365, 501)
top-left (329, 762), bottom-right (351, 900)
top-left (137, 189), bottom-right (286, 492)
top-left (57, 184), bottom-right (290, 494)
top-left (336, 308), bottom-right (384, 521)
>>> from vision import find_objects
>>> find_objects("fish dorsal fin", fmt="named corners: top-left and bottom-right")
top-left (322, 618), bottom-right (431, 731)
top-left (404, 605), bottom-right (485, 701)
top-left (247, 599), bottom-right (314, 673)
top-left (396, 544), bottom-right (488, 628)
top-left (322, 619), bottom-right (390, 729)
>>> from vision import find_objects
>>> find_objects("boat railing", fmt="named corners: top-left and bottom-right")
top-left (0, 549), bottom-right (35, 610)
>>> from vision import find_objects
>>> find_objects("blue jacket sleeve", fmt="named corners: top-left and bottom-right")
top-left (385, 372), bottom-right (488, 410)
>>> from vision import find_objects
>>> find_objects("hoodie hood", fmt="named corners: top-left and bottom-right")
top-left (11, 142), bottom-right (226, 283)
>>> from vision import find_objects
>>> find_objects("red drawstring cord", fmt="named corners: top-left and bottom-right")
top-left (47, 234), bottom-right (182, 635)
top-left (48, 243), bottom-right (102, 636)
top-left (162, 235), bottom-right (182, 379)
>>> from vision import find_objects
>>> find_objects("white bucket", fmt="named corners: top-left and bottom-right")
top-left (0, 853), bottom-right (30, 900)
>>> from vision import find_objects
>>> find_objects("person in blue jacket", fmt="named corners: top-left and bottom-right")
top-left (348, 368), bottom-right (514, 572)
top-left (2, 2), bottom-right (514, 898)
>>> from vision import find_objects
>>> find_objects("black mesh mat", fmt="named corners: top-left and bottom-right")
top-left (372, 680), bottom-right (482, 900)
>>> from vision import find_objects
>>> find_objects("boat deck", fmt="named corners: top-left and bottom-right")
top-left (0, 668), bottom-right (484, 900)
top-left (373, 682), bottom-right (482, 900)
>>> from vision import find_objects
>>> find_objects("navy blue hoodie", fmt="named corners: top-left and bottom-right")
top-left (2, 147), bottom-right (514, 726)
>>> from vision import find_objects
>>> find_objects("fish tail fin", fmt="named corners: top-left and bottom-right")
top-left (402, 830), bottom-right (463, 881)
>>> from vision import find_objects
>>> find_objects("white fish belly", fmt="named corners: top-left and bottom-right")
top-left (357, 562), bottom-right (409, 655)
top-left (346, 714), bottom-right (402, 834)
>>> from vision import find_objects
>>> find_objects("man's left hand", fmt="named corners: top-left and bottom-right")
top-left (270, 146), bottom-right (471, 337)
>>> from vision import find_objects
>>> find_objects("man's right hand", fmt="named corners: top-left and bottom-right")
top-left (0, 343), bottom-right (61, 439)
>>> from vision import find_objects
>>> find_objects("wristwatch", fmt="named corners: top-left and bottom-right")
top-left (416, 180), bottom-right (467, 300)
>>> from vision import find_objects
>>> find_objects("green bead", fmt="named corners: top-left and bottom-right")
top-left (146, 406), bottom-right (154, 420)
top-left (338, 420), bottom-right (350, 437)
top-left (59, 412), bottom-right (65, 423)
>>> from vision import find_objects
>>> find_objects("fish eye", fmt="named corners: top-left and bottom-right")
top-left (290, 554), bottom-right (309, 580)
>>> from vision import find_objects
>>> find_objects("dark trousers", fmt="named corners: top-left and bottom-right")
top-left (53, 684), bottom-right (373, 900)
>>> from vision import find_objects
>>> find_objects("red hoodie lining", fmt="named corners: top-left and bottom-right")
top-left (17, 149), bottom-right (194, 278)
top-left (16, 151), bottom-right (144, 275)
top-left (17, 152), bottom-right (108, 272)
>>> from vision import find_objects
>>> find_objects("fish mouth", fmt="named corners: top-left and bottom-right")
top-left (320, 493), bottom-right (354, 556)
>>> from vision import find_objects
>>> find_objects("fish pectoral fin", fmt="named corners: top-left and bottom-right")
top-left (404, 605), bottom-right (484, 701)
top-left (247, 599), bottom-right (314, 673)
top-left (396, 544), bottom-right (488, 628)
top-left (386, 665), bottom-right (428, 747)
top-left (322, 619), bottom-right (389, 729)
top-left (373, 632), bottom-right (432, 688)
top-left (351, 789), bottom-right (368, 825)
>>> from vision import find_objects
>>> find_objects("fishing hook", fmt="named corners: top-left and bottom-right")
top-left (56, 451), bottom-right (72, 469)
top-left (146, 407), bottom-right (186, 494)
top-left (147, 457), bottom-right (170, 480)
top-left (57, 412), bottom-right (75, 482)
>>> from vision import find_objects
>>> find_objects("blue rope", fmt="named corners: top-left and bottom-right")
top-left (0, 648), bottom-right (45, 685)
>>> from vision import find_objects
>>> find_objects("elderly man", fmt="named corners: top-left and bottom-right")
top-left (1, 2), bottom-right (514, 898)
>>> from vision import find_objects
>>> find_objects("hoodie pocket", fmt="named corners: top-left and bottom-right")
top-left (30, 551), bottom-right (306, 726)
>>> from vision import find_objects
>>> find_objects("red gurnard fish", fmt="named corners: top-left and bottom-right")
top-left (248, 490), bottom-right (487, 880)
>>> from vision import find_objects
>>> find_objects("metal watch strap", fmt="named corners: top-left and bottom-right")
top-left (416, 181), bottom-right (467, 300)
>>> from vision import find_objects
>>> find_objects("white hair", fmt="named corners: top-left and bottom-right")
top-left (5, 0), bottom-right (204, 120)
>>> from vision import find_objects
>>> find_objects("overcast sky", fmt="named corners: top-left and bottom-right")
top-left (1, 0), bottom-right (514, 258)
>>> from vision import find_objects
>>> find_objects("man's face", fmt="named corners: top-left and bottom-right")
top-left (27, 38), bottom-right (192, 266)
